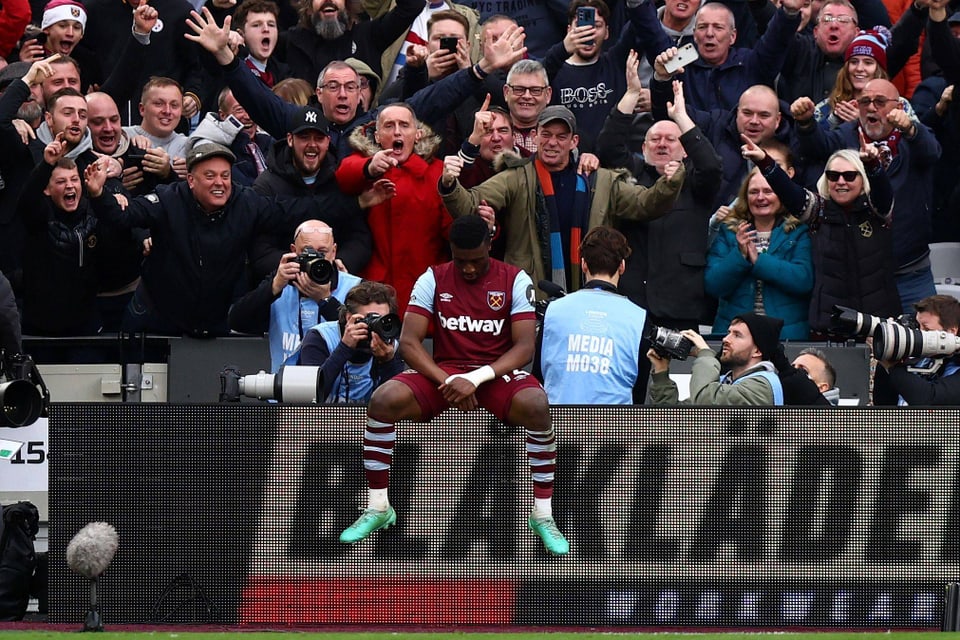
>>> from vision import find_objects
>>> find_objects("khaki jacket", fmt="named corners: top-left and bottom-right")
top-left (441, 154), bottom-right (685, 296)
top-left (649, 351), bottom-right (779, 406)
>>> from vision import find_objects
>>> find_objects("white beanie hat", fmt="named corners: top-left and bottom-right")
top-left (41, 0), bottom-right (88, 32)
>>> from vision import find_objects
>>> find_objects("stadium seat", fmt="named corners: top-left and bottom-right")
top-left (929, 242), bottom-right (960, 285)
top-left (935, 283), bottom-right (960, 299)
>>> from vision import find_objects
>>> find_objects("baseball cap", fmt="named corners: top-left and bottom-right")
top-left (290, 105), bottom-right (329, 135)
top-left (343, 57), bottom-right (381, 94)
top-left (949, 10), bottom-right (960, 24)
top-left (186, 142), bottom-right (236, 171)
top-left (537, 105), bottom-right (577, 134)
top-left (0, 62), bottom-right (32, 91)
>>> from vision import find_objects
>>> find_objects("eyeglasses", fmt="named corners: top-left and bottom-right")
top-left (818, 14), bottom-right (857, 24)
top-left (319, 81), bottom-right (360, 93)
top-left (825, 170), bottom-right (860, 182)
top-left (856, 96), bottom-right (895, 108)
top-left (506, 84), bottom-right (548, 97)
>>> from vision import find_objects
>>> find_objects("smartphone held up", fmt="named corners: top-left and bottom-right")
top-left (663, 42), bottom-right (699, 75)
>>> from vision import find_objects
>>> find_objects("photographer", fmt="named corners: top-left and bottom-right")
top-left (648, 313), bottom-right (785, 405)
top-left (538, 226), bottom-right (646, 404)
top-left (228, 220), bottom-right (361, 372)
top-left (791, 348), bottom-right (841, 406)
top-left (874, 294), bottom-right (960, 406)
top-left (297, 281), bottom-right (405, 404)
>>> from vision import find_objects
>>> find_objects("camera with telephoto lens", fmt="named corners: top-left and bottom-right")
top-left (355, 312), bottom-right (401, 350)
top-left (295, 248), bottom-right (334, 285)
top-left (830, 305), bottom-right (885, 338)
top-left (647, 325), bottom-right (694, 360)
top-left (0, 352), bottom-right (50, 427)
top-left (873, 320), bottom-right (960, 363)
top-left (219, 365), bottom-right (321, 403)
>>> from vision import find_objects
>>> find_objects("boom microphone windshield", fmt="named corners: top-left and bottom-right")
top-left (66, 522), bottom-right (118, 579)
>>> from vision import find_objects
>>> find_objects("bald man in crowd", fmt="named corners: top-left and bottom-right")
top-left (229, 220), bottom-right (363, 372)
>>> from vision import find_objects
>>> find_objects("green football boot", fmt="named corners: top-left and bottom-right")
top-left (528, 514), bottom-right (569, 556)
top-left (340, 506), bottom-right (397, 543)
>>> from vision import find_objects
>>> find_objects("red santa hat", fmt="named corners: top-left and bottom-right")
top-left (844, 27), bottom-right (891, 71)
top-left (41, 0), bottom-right (88, 32)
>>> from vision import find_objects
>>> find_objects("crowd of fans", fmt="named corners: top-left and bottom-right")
top-left (1, 0), bottom-right (959, 382)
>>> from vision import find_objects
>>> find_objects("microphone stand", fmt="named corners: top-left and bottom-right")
top-left (82, 576), bottom-right (104, 632)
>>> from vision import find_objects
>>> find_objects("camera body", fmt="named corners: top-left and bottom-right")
top-left (295, 248), bottom-right (334, 285)
top-left (534, 280), bottom-right (566, 330)
top-left (647, 325), bottom-right (694, 360)
top-left (355, 312), bottom-right (401, 350)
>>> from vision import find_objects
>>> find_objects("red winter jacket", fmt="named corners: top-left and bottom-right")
top-left (335, 124), bottom-right (452, 316)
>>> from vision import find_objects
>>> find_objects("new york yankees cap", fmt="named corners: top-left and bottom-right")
top-left (290, 105), bottom-right (330, 136)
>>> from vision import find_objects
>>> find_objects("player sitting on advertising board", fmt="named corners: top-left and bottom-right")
top-left (339, 215), bottom-right (569, 556)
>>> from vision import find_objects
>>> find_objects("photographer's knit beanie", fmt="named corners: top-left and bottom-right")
top-left (732, 313), bottom-right (784, 362)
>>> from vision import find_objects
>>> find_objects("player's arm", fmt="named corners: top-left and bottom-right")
top-left (399, 269), bottom-right (449, 386)
top-left (397, 311), bottom-right (448, 386)
top-left (440, 313), bottom-right (535, 410)
top-left (491, 317), bottom-right (536, 376)
top-left (488, 271), bottom-right (538, 375)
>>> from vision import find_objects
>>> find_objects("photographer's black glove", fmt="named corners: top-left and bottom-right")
top-left (770, 344), bottom-right (795, 376)
top-left (772, 345), bottom-right (831, 405)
